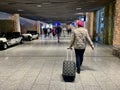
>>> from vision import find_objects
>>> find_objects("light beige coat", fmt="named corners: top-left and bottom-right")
top-left (70, 27), bottom-right (94, 49)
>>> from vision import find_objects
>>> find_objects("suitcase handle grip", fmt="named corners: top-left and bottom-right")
top-left (66, 49), bottom-right (73, 61)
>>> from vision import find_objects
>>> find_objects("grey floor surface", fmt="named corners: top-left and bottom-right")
top-left (0, 37), bottom-right (120, 90)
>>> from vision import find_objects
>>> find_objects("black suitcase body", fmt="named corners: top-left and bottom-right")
top-left (62, 50), bottom-right (76, 82)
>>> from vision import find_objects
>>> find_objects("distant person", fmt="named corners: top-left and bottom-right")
top-left (43, 27), bottom-right (47, 38)
top-left (67, 25), bottom-right (72, 36)
top-left (62, 26), bottom-right (67, 37)
top-left (47, 28), bottom-right (51, 37)
top-left (68, 20), bottom-right (94, 74)
top-left (52, 27), bottom-right (56, 37)
top-left (55, 26), bottom-right (62, 43)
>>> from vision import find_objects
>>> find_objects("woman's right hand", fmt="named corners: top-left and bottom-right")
top-left (91, 46), bottom-right (94, 50)
top-left (67, 47), bottom-right (73, 49)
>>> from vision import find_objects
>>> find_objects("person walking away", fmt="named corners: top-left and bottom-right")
top-left (55, 26), bottom-right (62, 43)
top-left (43, 27), bottom-right (47, 38)
top-left (68, 20), bottom-right (94, 74)
top-left (52, 27), bottom-right (56, 37)
top-left (47, 28), bottom-right (51, 37)
top-left (62, 26), bottom-right (67, 37)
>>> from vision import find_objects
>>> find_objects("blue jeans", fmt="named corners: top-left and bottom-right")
top-left (75, 49), bottom-right (85, 70)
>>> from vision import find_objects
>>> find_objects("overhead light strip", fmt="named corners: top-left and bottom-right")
top-left (76, 8), bottom-right (82, 10)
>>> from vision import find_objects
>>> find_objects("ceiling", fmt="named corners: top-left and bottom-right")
top-left (0, 0), bottom-right (115, 23)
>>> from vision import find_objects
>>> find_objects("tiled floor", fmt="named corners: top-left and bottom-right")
top-left (0, 37), bottom-right (120, 90)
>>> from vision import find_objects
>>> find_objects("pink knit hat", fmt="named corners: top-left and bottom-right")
top-left (77, 20), bottom-right (84, 27)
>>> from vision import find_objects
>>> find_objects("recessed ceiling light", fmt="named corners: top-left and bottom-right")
top-left (17, 9), bottom-right (24, 12)
top-left (37, 5), bottom-right (42, 7)
top-left (42, 2), bottom-right (51, 5)
top-left (76, 8), bottom-right (82, 10)
top-left (75, 13), bottom-right (83, 15)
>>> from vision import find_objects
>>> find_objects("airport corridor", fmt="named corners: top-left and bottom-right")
top-left (0, 38), bottom-right (120, 90)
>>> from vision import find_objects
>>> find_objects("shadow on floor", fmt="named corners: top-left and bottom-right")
top-left (81, 66), bottom-right (96, 71)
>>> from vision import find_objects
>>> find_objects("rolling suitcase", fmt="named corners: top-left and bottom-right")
top-left (62, 49), bottom-right (76, 82)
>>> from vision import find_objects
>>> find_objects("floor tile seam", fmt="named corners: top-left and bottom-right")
top-left (0, 55), bottom-right (116, 58)
top-left (30, 62), bottom-right (47, 90)
top-left (92, 57), bottom-right (119, 69)
top-left (92, 59), bottom-right (119, 89)
top-left (101, 60), bottom-right (120, 69)
top-left (78, 74), bottom-right (87, 90)
top-left (18, 61), bottom-right (40, 77)
top-left (74, 74), bottom-right (85, 89)
top-left (90, 71), bottom-right (103, 90)
top-left (86, 60), bottom-right (111, 88)
top-left (0, 56), bottom-right (67, 57)
top-left (48, 61), bottom-right (57, 90)
top-left (0, 59), bottom-right (30, 87)
top-left (82, 85), bottom-right (102, 90)
top-left (103, 72), bottom-right (120, 89)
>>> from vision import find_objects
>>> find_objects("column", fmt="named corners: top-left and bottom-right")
top-left (87, 12), bottom-right (94, 40)
top-left (36, 21), bottom-right (40, 34)
top-left (113, 0), bottom-right (120, 48)
top-left (12, 14), bottom-right (21, 33)
top-left (104, 2), bottom-right (115, 45)
top-left (113, 0), bottom-right (120, 57)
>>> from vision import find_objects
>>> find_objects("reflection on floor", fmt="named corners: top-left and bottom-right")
top-left (0, 37), bottom-right (120, 90)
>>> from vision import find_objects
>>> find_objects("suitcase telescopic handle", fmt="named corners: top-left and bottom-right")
top-left (66, 49), bottom-right (73, 61)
